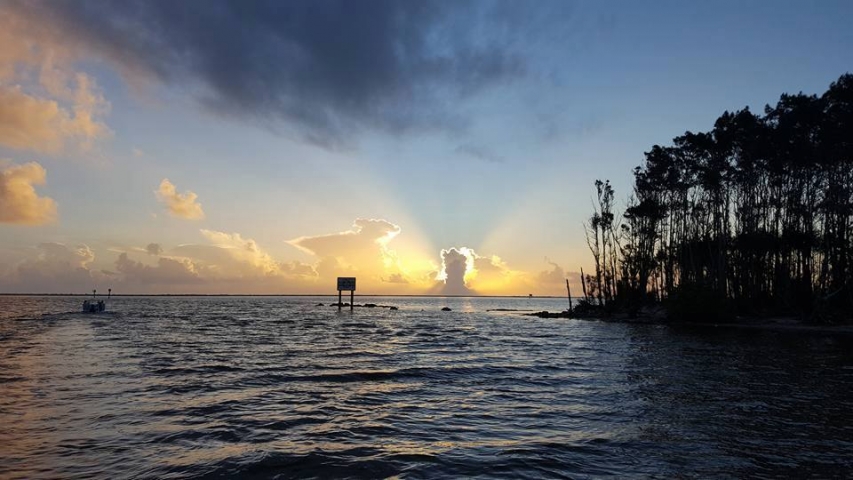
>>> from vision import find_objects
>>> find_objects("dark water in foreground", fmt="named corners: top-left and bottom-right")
top-left (1, 296), bottom-right (852, 479)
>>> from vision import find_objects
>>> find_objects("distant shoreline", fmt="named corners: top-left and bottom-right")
top-left (0, 293), bottom-right (565, 299)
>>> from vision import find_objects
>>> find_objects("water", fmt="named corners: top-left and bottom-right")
top-left (1, 295), bottom-right (851, 479)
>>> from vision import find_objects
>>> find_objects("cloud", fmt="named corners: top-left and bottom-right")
top-left (4, 0), bottom-right (539, 147)
top-left (435, 247), bottom-right (572, 296)
top-left (0, 161), bottom-right (58, 225)
top-left (0, 221), bottom-right (575, 295)
top-left (289, 218), bottom-right (401, 270)
top-left (288, 218), bottom-right (438, 292)
top-left (455, 144), bottom-right (505, 163)
top-left (0, 243), bottom-right (98, 293)
top-left (196, 229), bottom-right (290, 277)
top-left (438, 247), bottom-right (474, 295)
top-left (0, 10), bottom-right (111, 154)
top-left (280, 261), bottom-right (318, 278)
top-left (435, 246), bottom-right (517, 295)
top-left (384, 273), bottom-right (409, 284)
top-left (155, 178), bottom-right (205, 220)
top-left (529, 259), bottom-right (584, 297)
top-left (0, 83), bottom-right (109, 153)
top-left (120, 229), bottom-right (318, 291)
top-left (536, 259), bottom-right (566, 285)
top-left (115, 252), bottom-right (202, 286)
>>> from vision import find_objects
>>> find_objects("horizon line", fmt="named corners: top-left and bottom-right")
top-left (0, 292), bottom-right (568, 299)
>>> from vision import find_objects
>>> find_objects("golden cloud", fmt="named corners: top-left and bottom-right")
top-left (0, 11), bottom-right (110, 155)
top-left (0, 161), bottom-right (57, 225)
top-left (0, 217), bottom-right (574, 295)
top-left (197, 229), bottom-right (297, 277)
top-left (0, 84), bottom-right (110, 153)
top-left (288, 218), bottom-right (424, 291)
top-left (289, 218), bottom-right (401, 257)
top-left (114, 230), bottom-right (317, 292)
top-left (156, 179), bottom-right (205, 220)
top-left (436, 246), bottom-right (572, 296)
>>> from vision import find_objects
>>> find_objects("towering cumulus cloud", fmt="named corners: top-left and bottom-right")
top-left (3, 0), bottom-right (532, 147)
top-left (0, 161), bottom-right (57, 225)
top-left (439, 248), bottom-right (474, 295)
top-left (155, 179), bottom-right (205, 220)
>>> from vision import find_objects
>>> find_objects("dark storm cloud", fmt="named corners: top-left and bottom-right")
top-left (11, 0), bottom-right (536, 147)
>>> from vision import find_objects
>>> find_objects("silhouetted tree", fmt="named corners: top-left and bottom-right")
top-left (583, 73), bottom-right (853, 322)
top-left (585, 180), bottom-right (619, 305)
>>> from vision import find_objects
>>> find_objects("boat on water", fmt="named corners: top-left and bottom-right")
top-left (82, 289), bottom-right (111, 313)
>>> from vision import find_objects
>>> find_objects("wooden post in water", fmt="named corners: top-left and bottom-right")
top-left (337, 277), bottom-right (356, 313)
top-left (566, 278), bottom-right (573, 312)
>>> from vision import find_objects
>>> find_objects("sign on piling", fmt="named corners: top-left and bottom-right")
top-left (337, 277), bottom-right (356, 291)
top-left (337, 277), bottom-right (356, 312)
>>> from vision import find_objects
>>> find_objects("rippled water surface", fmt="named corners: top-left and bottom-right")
top-left (1, 295), bottom-right (852, 478)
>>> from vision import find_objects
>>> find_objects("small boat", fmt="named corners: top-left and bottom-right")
top-left (82, 299), bottom-right (106, 313)
top-left (82, 289), bottom-right (110, 313)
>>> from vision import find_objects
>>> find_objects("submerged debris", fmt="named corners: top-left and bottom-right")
top-left (525, 310), bottom-right (572, 319)
top-left (328, 303), bottom-right (398, 310)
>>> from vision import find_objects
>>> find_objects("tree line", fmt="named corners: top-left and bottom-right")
top-left (582, 73), bottom-right (853, 322)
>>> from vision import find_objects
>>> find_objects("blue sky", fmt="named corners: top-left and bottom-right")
top-left (0, 0), bottom-right (851, 294)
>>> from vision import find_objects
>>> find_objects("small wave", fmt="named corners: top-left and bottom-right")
top-left (152, 364), bottom-right (245, 376)
top-left (148, 426), bottom-right (249, 445)
top-left (199, 448), bottom-right (403, 479)
top-left (242, 364), bottom-right (547, 386)
top-left (0, 374), bottom-right (26, 384)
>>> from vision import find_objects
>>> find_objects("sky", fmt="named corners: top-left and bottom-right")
top-left (0, 0), bottom-right (851, 295)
